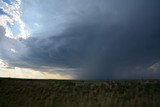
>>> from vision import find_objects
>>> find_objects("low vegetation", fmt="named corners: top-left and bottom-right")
top-left (0, 78), bottom-right (160, 107)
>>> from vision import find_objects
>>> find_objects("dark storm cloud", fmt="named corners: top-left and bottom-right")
top-left (1, 0), bottom-right (160, 79)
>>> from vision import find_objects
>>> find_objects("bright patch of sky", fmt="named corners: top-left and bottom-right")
top-left (21, 0), bottom-right (72, 37)
top-left (0, 0), bottom-right (29, 39)
top-left (0, 59), bottom-right (72, 79)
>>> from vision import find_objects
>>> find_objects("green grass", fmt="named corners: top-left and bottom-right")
top-left (0, 78), bottom-right (160, 107)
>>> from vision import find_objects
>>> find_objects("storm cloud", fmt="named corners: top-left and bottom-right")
top-left (1, 0), bottom-right (160, 79)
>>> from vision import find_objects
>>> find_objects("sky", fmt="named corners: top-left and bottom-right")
top-left (0, 0), bottom-right (160, 79)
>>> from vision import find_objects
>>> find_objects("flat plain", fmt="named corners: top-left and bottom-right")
top-left (0, 78), bottom-right (160, 107)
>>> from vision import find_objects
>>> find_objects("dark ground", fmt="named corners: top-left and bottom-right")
top-left (0, 78), bottom-right (160, 107)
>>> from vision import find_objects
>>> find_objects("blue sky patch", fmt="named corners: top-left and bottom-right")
top-left (2, 0), bottom-right (15, 5)
top-left (0, 8), bottom-right (7, 15)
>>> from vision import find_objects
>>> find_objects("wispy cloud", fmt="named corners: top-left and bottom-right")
top-left (0, 0), bottom-right (29, 39)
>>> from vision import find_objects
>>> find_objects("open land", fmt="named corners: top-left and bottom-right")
top-left (0, 78), bottom-right (160, 107)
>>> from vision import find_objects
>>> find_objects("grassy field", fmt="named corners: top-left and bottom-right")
top-left (0, 78), bottom-right (160, 107)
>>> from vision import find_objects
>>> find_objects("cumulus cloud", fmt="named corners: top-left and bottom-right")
top-left (0, 0), bottom-right (29, 39)
top-left (0, 0), bottom-right (160, 79)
